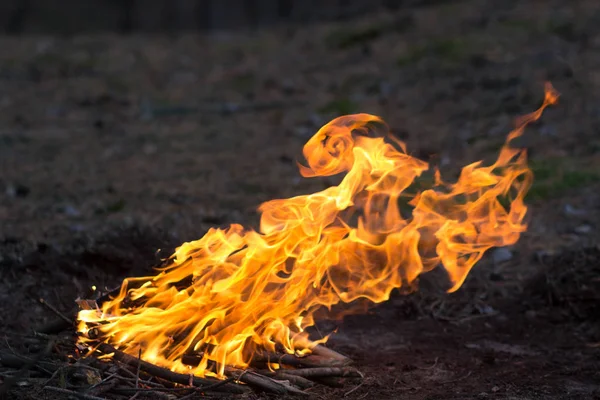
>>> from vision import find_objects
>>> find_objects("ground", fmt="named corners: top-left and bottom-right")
top-left (1, 0), bottom-right (600, 399)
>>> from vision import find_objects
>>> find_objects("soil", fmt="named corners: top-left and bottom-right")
top-left (1, 0), bottom-right (599, 399)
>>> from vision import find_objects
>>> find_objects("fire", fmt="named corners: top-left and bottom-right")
top-left (79, 83), bottom-right (559, 377)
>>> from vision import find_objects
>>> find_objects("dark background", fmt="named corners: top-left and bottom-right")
top-left (1, 0), bottom-right (599, 399)
top-left (3, 0), bottom-right (403, 34)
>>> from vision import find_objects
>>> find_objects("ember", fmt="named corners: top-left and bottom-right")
top-left (78, 83), bottom-right (559, 381)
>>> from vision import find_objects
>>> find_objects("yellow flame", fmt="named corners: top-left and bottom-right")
top-left (79, 83), bottom-right (559, 377)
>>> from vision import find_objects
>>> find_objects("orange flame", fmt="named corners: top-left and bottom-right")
top-left (78, 83), bottom-right (559, 377)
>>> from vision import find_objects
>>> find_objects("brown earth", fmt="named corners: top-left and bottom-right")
top-left (1, 0), bottom-right (600, 399)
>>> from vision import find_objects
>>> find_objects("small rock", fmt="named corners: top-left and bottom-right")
top-left (143, 143), bottom-right (157, 155)
top-left (93, 119), bottom-right (105, 129)
top-left (574, 224), bottom-right (592, 234)
top-left (564, 204), bottom-right (587, 216)
top-left (491, 386), bottom-right (500, 392)
top-left (489, 272), bottom-right (504, 281)
top-left (540, 124), bottom-right (558, 137)
top-left (281, 79), bottom-right (296, 95)
top-left (222, 102), bottom-right (240, 113)
top-left (476, 304), bottom-right (496, 315)
top-left (5, 183), bottom-right (30, 198)
top-left (61, 204), bottom-right (80, 217)
top-left (69, 224), bottom-right (86, 232)
top-left (492, 247), bottom-right (513, 264)
top-left (379, 81), bottom-right (393, 98)
top-left (309, 113), bottom-right (324, 127)
top-left (46, 106), bottom-right (66, 118)
top-left (293, 126), bottom-right (313, 138)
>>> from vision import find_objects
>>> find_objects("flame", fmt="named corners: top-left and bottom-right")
top-left (79, 83), bottom-right (559, 377)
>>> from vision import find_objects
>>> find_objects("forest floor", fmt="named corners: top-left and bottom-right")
top-left (1, 0), bottom-right (599, 399)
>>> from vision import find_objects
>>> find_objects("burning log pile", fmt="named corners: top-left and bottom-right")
top-left (0, 304), bottom-right (362, 398)
top-left (1, 84), bottom-right (559, 398)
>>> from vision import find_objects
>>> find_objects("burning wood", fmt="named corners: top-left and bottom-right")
top-left (0, 83), bottom-right (559, 397)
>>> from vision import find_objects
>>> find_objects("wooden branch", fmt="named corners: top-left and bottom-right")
top-left (310, 344), bottom-right (352, 364)
top-left (252, 351), bottom-right (352, 368)
top-left (95, 343), bottom-right (246, 394)
top-left (272, 366), bottom-right (362, 379)
top-left (225, 368), bottom-right (306, 395)
top-left (272, 372), bottom-right (315, 389)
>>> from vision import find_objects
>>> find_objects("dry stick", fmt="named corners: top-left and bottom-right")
top-left (344, 382), bottom-right (364, 397)
top-left (135, 347), bottom-right (142, 388)
top-left (116, 365), bottom-right (164, 388)
top-left (39, 298), bottom-right (73, 326)
top-left (271, 373), bottom-right (315, 390)
top-left (252, 351), bottom-right (352, 368)
top-left (96, 343), bottom-right (246, 394)
top-left (0, 340), bottom-right (57, 397)
top-left (225, 369), bottom-right (290, 395)
top-left (310, 344), bottom-right (352, 364)
top-left (259, 369), bottom-right (347, 388)
top-left (88, 378), bottom-right (120, 397)
top-left (273, 367), bottom-right (362, 379)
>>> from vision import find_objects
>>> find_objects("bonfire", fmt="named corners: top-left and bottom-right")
top-left (64, 83), bottom-right (559, 395)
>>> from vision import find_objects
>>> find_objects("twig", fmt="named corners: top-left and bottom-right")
top-left (95, 343), bottom-right (246, 394)
top-left (0, 340), bottom-right (57, 397)
top-left (416, 357), bottom-right (439, 370)
top-left (115, 366), bottom-right (164, 387)
top-left (88, 378), bottom-right (119, 397)
top-left (226, 369), bottom-right (290, 395)
top-left (42, 365), bottom-right (69, 386)
top-left (344, 382), bottom-right (364, 396)
top-left (43, 386), bottom-right (107, 400)
top-left (440, 370), bottom-right (473, 384)
top-left (273, 373), bottom-right (315, 389)
top-left (135, 347), bottom-right (142, 388)
top-left (252, 351), bottom-right (352, 368)
top-left (272, 367), bottom-right (362, 378)
top-left (39, 298), bottom-right (73, 326)
top-left (310, 345), bottom-right (352, 364)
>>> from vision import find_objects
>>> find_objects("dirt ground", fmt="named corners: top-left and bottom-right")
top-left (1, 0), bottom-right (599, 399)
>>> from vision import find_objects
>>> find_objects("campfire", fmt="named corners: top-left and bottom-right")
top-left (72, 83), bottom-right (558, 395)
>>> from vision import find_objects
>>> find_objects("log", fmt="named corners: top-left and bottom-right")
top-left (310, 344), bottom-right (352, 364)
top-left (252, 351), bottom-right (351, 368)
top-left (224, 367), bottom-right (310, 395)
top-left (271, 372), bottom-right (315, 389)
top-left (272, 366), bottom-right (362, 379)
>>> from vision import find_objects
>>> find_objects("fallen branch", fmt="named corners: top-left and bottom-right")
top-left (273, 366), bottom-right (362, 379)
top-left (310, 345), bottom-right (352, 364)
top-left (271, 372), bottom-right (315, 389)
top-left (252, 349), bottom-right (352, 368)
top-left (226, 368), bottom-right (307, 395)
